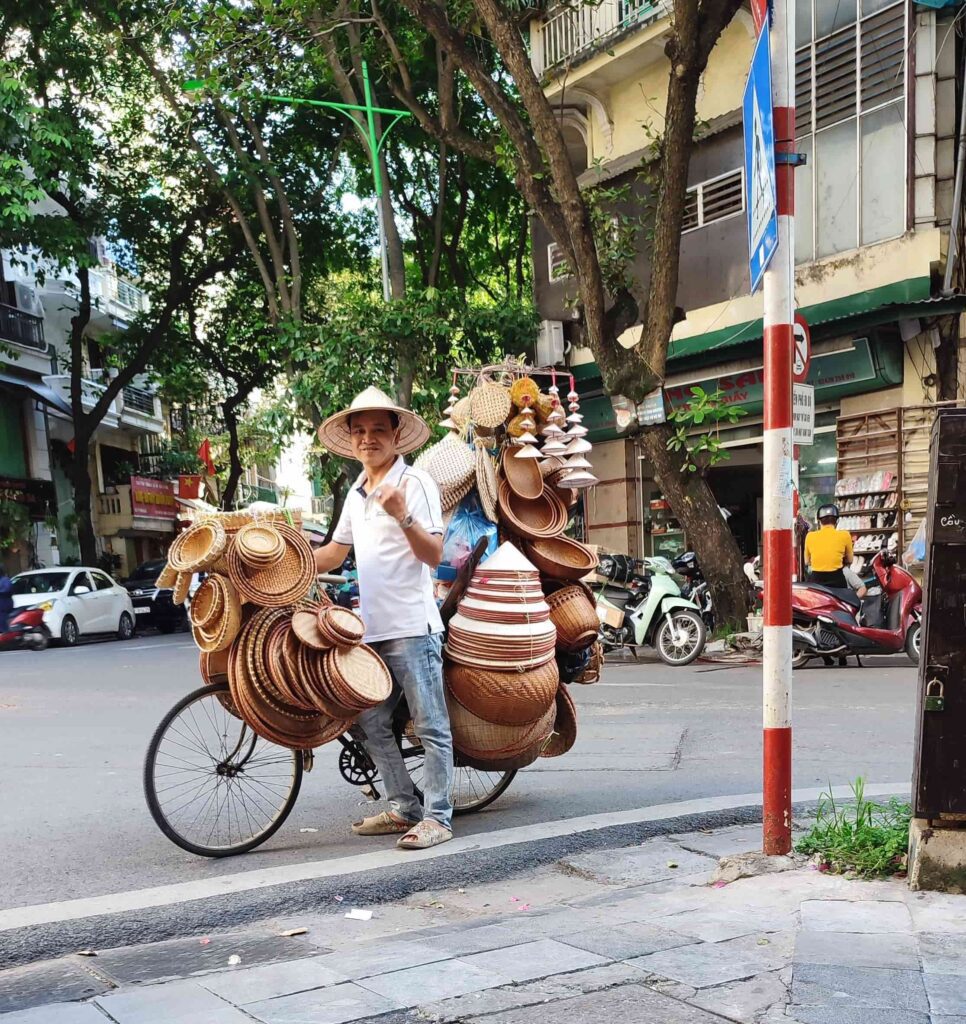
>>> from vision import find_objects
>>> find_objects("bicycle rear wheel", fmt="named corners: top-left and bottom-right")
top-left (144, 682), bottom-right (303, 857)
top-left (404, 740), bottom-right (516, 816)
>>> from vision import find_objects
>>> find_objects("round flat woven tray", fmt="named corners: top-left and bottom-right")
top-left (235, 522), bottom-right (285, 568)
top-left (168, 520), bottom-right (228, 574)
top-left (324, 644), bottom-right (392, 710)
top-left (228, 523), bottom-right (315, 606)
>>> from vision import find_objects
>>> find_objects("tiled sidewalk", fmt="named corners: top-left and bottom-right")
top-left (3, 824), bottom-right (965, 1023)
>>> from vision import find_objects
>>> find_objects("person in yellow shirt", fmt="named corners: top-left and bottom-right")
top-left (804, 504), bottom-right (853, 589)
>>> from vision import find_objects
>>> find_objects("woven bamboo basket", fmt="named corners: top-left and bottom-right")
top-left (445, 687), bottom-right (555, 759)
top-left (172, 571), bottom-right (192, 607)
top-left (497, 479), bottom-right (567, 540)
top-left (474, 440), bottom-right (499, 523)
top-left (168, 520), bottom-right (227, 573)
top-left (235, 522), bottom-right (286, 568)
top-left (415, 436), bottom-right (476, 512)
top-left (189, 576), bottom-right (223, 630)
top-left (524, 536), bottom-right (598, 582)
top-left (470, 380), bottom-right (512, 429)
top-left (445, 659), bottom-right (558, 726)
top-left (541, 684), bottom-right (577, 758)
top-left (155, 564), bottom-right (178, 589)
top-left (509, 376), bottom-right (539, 409)
top-left (501, 446), bottom-right (543, 501)
top-left (455, 733), bottom-right (550, 772)
top-left (546, 584), bottom-right (599, 652)
top-left (575, 642), bottom-right (603, 685)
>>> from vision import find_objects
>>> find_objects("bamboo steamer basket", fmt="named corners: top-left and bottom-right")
top-left (546, 584), bottom-right (599, 652)
top-left (541, 684), bottom-right (577, 758)
top-left (523, 536), bottom-right (598, 582)
top-left (445, 687), bottom-right (555, 759)
top-left (445, 659), bottom-right (559, 726)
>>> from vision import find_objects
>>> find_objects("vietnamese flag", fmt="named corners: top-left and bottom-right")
top-left (197, 438), bottom-right (216, 476)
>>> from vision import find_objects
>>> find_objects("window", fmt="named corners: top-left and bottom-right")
top-left (92, 571), bottom-right (115, 591)
top-left (547, 241), bottom-right (573, 281)
top-left (70, 572), bottom-right (94, 595)
top-left (682, 169), bottom-right (744, 232)
top-left (795, 0), bottom-right (906, 263)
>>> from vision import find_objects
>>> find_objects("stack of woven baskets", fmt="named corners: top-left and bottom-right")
top-left (160, 508), bottom-right (391, 750)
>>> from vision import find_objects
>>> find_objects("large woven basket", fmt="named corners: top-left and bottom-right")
top-left (454, 734), bottom-right (549, 772)
top-left (445, 659), bottom-right (558, 726)
top-left (501, 446), bottom-right (543, 501)
top-left (524, 536), bottom-right (598, 582)
top-left (497, 479), bottom-right (567, 540)
top-left (546, 584), bottom-right (599, 652)
top-left (415, 436), bottom-right (476, 512)
top-left (446, 687), bottom-right (555, 759)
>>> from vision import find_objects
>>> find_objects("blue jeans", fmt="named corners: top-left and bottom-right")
top-left (358, 633), bottom-right (453, 830)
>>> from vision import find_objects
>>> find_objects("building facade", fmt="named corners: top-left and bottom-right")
top-left (528, 0), bottom-right (966, 568)
top-left (0, 245), bottom-right (168, 576)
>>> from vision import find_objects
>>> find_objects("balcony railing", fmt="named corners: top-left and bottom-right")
top-left (122, 385), bottom-right (156, 415)
top-left (531, 0), bottom-right (669, 76)
top-left (0, 303), bottom-right (45, 351)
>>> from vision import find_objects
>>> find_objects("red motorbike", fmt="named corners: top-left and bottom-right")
top-left (0, 606), bottom-right (49, 651)
top-left (790, 550), bottom-right (922, 668)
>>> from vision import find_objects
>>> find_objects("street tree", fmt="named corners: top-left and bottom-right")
top-left (339, 0), bottom-right (751, 626)
top-left (0, 3), bottom-right (241, 564)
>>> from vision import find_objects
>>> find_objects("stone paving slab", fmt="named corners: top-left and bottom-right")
top-left (919, 932), bottom-right (966, 975)
top-left (459, 938), bottom-right (608, 984)
top-left (629, 930), bottom-right (794, 988)
top-left (555, 920), bottom-right (697, 960)
top-left (560, 840), bottom-right (718, 886)
top-left (355, 956), bottom-right (510, 1006)
top-left (790, 963), bottom-right (928, 1013)
top-left (793, 929), bottom-right (920, 970)
top-left (657, 904), bottom-right (798, 942)
top-left (91, 929), bottom-right (319, 986)
top-left (0, 960), bottom-right (111, 1015)
top-left (94, 978), bottom-right (247, 1023)
top-left (687, 969), bottom-right (789, 1023)
top-left (245, 982), bottom-right (396, 1024)
top-left (453, 982), bottom-right (734, 1023)
top-left (0, 1005), bottom-right (109, 1024)
top-left (787, 1006), bottom-right (930, 1024)
top-left (670, 824), bottom-right (766, 859)
top-left (799, 898), bottom-right (913, 933)
top-left (299, 938), bottom-right (452, 980)
top-left (199, 955), bottom-right (350, 1005)
top-left (924, 973), bottom-right (966, 1016)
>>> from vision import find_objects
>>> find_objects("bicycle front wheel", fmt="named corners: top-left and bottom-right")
top-left (144, 682), bottom-right (303, 857)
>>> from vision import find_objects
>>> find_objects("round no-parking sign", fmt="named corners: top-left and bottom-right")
top-left (793, 314), bottom-right (811, 384)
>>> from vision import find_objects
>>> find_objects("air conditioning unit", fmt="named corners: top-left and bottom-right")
top-left (536, 319), bottom-right (565, 367)
top-left (13, 282), bottom-right (42, 315)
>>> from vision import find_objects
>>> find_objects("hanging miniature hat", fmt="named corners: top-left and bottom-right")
top-left (540, 370), bottom-right (569, 460)
top-left (439, 374), bottom-right (460, 432)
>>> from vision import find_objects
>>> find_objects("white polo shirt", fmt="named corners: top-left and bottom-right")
top-left (332, 456), bottom-right (445, 643)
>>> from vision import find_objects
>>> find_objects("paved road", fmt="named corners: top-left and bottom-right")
top-left (0, 633), bottom-right (916, 912)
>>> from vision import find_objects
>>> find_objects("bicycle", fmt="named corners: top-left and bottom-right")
top-left (144, 680), bottom-right (516, 857)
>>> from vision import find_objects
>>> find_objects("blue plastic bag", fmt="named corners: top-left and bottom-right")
top-left (440, 493), bottom-right (498, 574)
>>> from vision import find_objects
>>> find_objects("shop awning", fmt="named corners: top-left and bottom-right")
top-left (0, 371), bottom-right (72, 416)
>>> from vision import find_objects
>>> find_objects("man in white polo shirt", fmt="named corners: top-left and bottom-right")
top-left (314, 387), bottom-right (453, 850)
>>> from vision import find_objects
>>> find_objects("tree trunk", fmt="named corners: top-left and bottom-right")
top-left (323, 466), bottom-right (349, 545)
top-left (639, 423), bottom-right (750, 629)
top-left (221, 404), bottom-right (244, 509)
top-left (70, 437), bottom-right (98, 566)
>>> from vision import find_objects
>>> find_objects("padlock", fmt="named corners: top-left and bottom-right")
top-left (925, 678), bottom-right (946, 712)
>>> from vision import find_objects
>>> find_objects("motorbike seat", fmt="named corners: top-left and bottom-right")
top-left (794, 582), bottom-right (861, 608)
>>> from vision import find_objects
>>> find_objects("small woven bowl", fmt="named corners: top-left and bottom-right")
top-left (235, 522), bottom-right (285, 568)
top-left (497, 479), bottom-right (567, 540)
top-left (169, 520), bottom-right (227, 573)
top-left (190, 576), bottom-right (222, 630)
top-left (547, 584), bottom-right (599, 652)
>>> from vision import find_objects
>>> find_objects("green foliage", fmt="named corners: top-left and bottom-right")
top-left (796, 778), bottom-right (911, 879)
top-left (0, 499), bottom-right (30, 552)
top-left (666, 387), bottom-right (747, 473)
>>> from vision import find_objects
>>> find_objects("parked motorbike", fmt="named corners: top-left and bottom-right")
top-left (748, 551), bottom-right (922, 667)
top-left (0, 606), bottom-right (50, 651)
top-left (672, 551), bottom-right (714, 632)
top-left (594, 554), bottom-right (707, 666)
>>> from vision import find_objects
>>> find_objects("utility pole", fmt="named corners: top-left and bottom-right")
top-left (761, 0), bottom-right (796, 855)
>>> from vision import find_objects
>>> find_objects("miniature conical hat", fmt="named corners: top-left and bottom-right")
top-left (475, 541), bottom-right (539, 576)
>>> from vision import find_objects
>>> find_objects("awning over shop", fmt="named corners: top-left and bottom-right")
top-left (0, 371), bottom-right (72, 416)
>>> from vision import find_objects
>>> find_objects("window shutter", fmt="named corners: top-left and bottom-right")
top-left (861, 4), bottom-right (904, 111)
top-left (683, 187), bottom-right (700, 231)
top-left (701, 170), bottom-right (743, 223)
top-left (547, 242), bottom-right (572, 280)
top-left (795, 47), bottom-right (813, 136)
top-left (814, 24), bottom-right (857, 129)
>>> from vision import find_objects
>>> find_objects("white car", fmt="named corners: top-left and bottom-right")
top-left (10, 568), bottom-right (137, 647)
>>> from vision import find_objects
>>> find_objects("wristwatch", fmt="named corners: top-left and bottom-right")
top-left (397, 513), bottom-right (415, 530)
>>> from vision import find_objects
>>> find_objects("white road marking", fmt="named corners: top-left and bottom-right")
top-left (0, 781), bottom-right (909, 933)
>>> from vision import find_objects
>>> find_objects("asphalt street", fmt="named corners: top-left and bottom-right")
top-left (0, 632), bottom-right (916, 914)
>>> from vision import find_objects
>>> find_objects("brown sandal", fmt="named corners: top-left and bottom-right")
top-left (352, 811), bottom-right (418, 836)
top-left (396, 819), bottom-right (453, 850)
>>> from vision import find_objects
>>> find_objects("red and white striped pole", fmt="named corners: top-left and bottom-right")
top-left (762, 0), bottom-right (796, 856)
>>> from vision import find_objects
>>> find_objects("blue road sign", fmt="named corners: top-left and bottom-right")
top-left (743, 21), bottom-right (778, 293)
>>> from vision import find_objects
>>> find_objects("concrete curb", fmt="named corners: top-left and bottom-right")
top-left (0, 783), bottom-right (908, 969)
